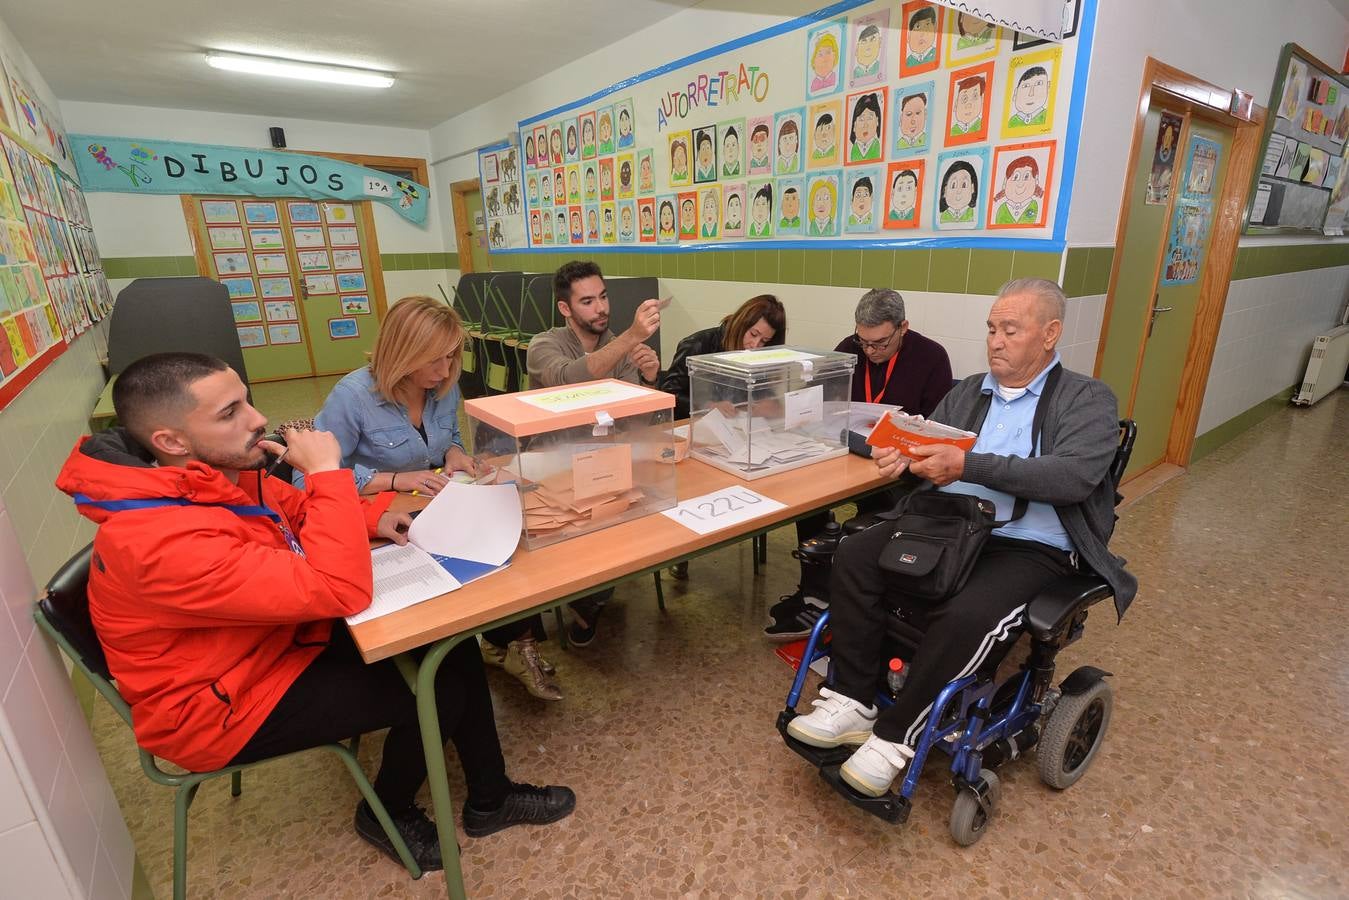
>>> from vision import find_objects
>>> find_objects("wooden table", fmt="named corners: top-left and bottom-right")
top-left (350, 453), bottom-right (892, 898)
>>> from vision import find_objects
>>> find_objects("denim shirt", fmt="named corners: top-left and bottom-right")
top-left (938, 354), bottom-right (1074, 552)
top-left (295, 367), bottom-right (465, 491)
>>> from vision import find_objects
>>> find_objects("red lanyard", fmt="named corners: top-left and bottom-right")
top-left (864, 352), bottom-right (899, 404)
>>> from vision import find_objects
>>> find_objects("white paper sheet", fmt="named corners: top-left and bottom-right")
top-left (516, 380), bottom-right (649, 413)
top-left (350, 543), bottom-right (462, 625)
top-left (662, 486), bottom-right (787, 535)
top-left (783, 384), bottom-right (823, 430)
top-left (407, 482), bottom-right (523, 565)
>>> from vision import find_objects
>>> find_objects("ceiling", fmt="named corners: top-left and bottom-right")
top-left (0, 0), bottom-right (699, 129)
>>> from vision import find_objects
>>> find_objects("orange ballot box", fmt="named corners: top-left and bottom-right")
top-left (865, 410), bottom-right (977, 457)
top-left (464, 379), bottom-right (677, 550)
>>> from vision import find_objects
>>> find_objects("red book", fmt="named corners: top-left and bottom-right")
top-left (865, 410), bottom-right (977, 457)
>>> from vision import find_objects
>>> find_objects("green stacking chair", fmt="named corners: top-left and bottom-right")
top-left (34, 546), bottom-right (422, 900)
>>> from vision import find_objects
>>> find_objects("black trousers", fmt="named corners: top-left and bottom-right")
top-left (793, 487), bottom-right (902, 598)
top-left (829, 522), bottom-right (1071, 745)
top-left (230, 627), bottom-right (510, 811)
top-left (482, 613), bottom-right (547, 647)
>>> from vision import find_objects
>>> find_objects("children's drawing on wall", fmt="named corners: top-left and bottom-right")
top-left (534, 126), bottom-right (549, 167)
top-left (806, 17), bottom-right (846, 99)
top-left (213, 252), bottom-right (250, 275)
top-left (883, 159), bottom-right (925, 229)
top-left (946, 63), bottom-right (993, 146)
top-left (693, 126), bottom-right (718, 183)
top-left (529, 210), bottom-right (542, 244)
top-left (639, 198), bottom-right (656, 242)
top-left (619, 200), bottom-right (636, 242)
top-left (845, 167), bottom-right (882, 233)
top-left (638, 149), bottom-right (656, 193)
top-left (564, 117), bottom-right (580, 163)
top-left (598, 106), bottom-right (616, 155)
top-left (1162, 201), bottom-right (1209, 285)
top-left (541, 211), bottom-right (554, 244)
top-left (585, 204), bottom-right (600, 241)
top-left (747, 180), bottom-right (774, 238)
top-left (1277, 58), bottom-right (1308, 122)
top-left (720, 119), bottom-right (745, 177)
top-left (524, 132), bottom-right (537, 170)
top-left (616, 100), bottom-right (636, 150)
top-left (555, 210), bottom-right (568, 244)
top-left (893, 83), bottom-right (933, 152)
top-left (482, 153), bottom-right (500, 184)
top-left (617, 155), bottom-right (635, 199)
top-left (527, 174), bottom-right (539, 205)
top-left (900, 1), bottom-right (941, 77)
top-left (1303, 147), bottom-right (1329, 185)
top-left (808, 100), bottom-right (842, 168)
top-left (935, 147), bottom-right (988, 230)
top-left (1146, 111), bottom-right (1184, 205)
top-left (846, 90), bottom-right (885, 164)
top-left (657, 196), bottom-right (677, 243)
top-left (699, 186), bottom-right (721, 238)
top-left (678, 191), bottom-right (698, 240)
top-left (806, 171), bottom-right (841, 236)
top-left (777, 178), bottom-right (805, 235)
top-left (722, 182), bottom-right (747, 237)
top-left (988, 141), bottom-right (1055, 228)
top-left (600, 158), bottom-right (615, 201)
top-left (583, 163), bottom-right (598, 202)
top-left (549, 125), bottom-right (564, 165)
top-left (774, 109), bottom-right (804, 175)
top-left (541, 171), bottom-right (553, 205)
top-left (747, 117), bottom-right (773, 175)
top-left (601, 203), bottom-right (616, 243)
top-left (580, 112), bottom-right (597, 159)
top-left (947, 10), bottom-right (999, 66)
top-left (848, 9), bottom-right (888, 89)
top-left (569, 206), bottom-right (583, 244)
top-left (669, 131), bottom-right (692, 187)
top-left (1003, 48), bottom-right (1061, 138)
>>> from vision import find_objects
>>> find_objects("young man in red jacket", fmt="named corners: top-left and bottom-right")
top-left (56, 352), bottom-right (573, 872)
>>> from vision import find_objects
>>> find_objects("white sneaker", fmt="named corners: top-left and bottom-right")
top-left (786, 687), bottom-right (877, 748)
top-left (840, 734), bottom-right (915, 797)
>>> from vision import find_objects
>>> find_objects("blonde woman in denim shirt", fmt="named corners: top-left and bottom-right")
top-left (306, 295), bottom-right (563, 701)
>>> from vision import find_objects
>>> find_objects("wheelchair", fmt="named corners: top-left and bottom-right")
top-left (777, 420), bottom-right (1136, 846)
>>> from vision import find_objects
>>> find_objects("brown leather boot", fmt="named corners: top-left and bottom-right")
top-left (502, 637), bottom-right (563, 701)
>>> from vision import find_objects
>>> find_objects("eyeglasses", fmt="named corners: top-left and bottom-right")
top-left (853, 329), bottom-right (900, 352)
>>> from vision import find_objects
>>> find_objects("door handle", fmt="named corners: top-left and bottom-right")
top-left (1152, 305), bottom-right (1175, 313)
top-left (1147, 302), bottom-right (1174, 338)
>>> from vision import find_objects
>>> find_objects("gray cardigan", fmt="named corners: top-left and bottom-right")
top-left (929, 366), bottom-right (1138, 620)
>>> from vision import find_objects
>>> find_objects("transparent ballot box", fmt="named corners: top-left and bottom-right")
top-left (686, 346), bottom-right (855, 480)
top-left (463, 379), bottom-right (677, 550)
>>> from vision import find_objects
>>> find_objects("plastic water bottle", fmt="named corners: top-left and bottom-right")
top-left (887, 657), bottom-right (908, 697)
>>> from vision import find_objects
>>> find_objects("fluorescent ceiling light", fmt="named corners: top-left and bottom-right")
top-left (206, 52), bottom-right (395, 88)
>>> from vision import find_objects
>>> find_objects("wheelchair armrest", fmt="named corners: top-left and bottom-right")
top-left (1025, 574), bottom-right (1113, 643)
top-left (842, 513), bottom-right (886, 536)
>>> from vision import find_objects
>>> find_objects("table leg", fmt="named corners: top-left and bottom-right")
top-left (414, 636), bottom-right (470, 900)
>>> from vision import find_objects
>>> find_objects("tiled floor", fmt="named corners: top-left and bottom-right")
top-left (91, 389), bottom-right (1347, 898)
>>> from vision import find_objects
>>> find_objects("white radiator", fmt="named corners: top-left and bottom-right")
top-left (1293, 324), bottom-right (1349, 406)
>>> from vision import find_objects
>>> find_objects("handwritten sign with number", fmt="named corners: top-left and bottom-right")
top-left (661, 486), bottom-right (786, 535)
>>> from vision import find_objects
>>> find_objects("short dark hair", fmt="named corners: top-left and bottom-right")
top-left (909, 6), bottom-right (937, 28)
top-left (554, 260), bottom-right (604, 302)
top-left (1018, 66), bottom-right (1049, 86)
top-left (114, 352), bottom-right (230, 445)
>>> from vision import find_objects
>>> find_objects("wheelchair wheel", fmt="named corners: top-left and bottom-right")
top-left (1037, 677), bottom-right (1112, 790)
top-left (949, 769), bottom-right (999, 846)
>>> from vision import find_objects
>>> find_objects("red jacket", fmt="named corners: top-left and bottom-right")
top-left (56, 430), bottom-right (394, 772)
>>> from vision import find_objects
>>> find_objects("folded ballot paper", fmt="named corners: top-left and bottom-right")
top-left (692, 406), bottom-right (834, 470)
top-left (865, 410), bottom-right (978, 458)
top-left (350, 482), bottom-right (522, 625)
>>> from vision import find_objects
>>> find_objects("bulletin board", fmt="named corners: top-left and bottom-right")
top-left (0, 123), bottom-right (113, 411)
top-left (481, 0), bottom-right (1093, 253)
top-left (1246, 44), bottom-right (1349, 235)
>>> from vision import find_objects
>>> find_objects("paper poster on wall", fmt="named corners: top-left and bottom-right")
top-left (341, 294), bottom-right (371, 314)
top-left (231, 300), bottom-right (261, 323)
top-left (255, 253), bottom-right (289, 274)
top-left (305, 273), bottom-right (336, 294)
top-left (220, 276), bottom-right (256, 299)
top-left (1146, 111), bottom-right (1183, 206)
top-left (236, 325), bottom-right (266, 347)
top-left (494, 0), bottom-right (1091, 252)
top-left (328, 225), bottom-right (359, 246)
top-left (298, 250), bottom-right (330, 271)
top-left (293, 227), bottom-right (326, 248)
top-left (328, 317), bottom-right (359, 339)
top-left (248, 227), bottom-right (284, 250)
top-left (213, 252), bottom-right (250, 275)
top-left (208, 226), bottom-right (245, 249)
top-left (1161, 134), bottom-right (1220, 285)
top-left (202, 200), bottom-right (239, 223)
top-left (263, 300), bottom-right (297, 322)
top-left (243, 201), bottom-right (279, 224)
top-left (268, 323), bottom-right (302, 345)
top-left (259, 276), bottom-right (293, 298)
top-left (288, 201), bottom-right (321, 224)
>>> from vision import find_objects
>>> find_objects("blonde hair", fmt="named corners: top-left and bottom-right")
top-left (369, 295), bottom-right (465, 402)
top-left (813, 32), bottom-right (839, 62)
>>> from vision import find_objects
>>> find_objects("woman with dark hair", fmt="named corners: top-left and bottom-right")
top-left (848, 92), bottom-right (883, 162)
top-left (659, 294), bottom-right (788, 419)
top-left (939, 160), bottom-right (978, 224)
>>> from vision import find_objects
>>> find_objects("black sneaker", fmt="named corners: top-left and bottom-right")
top-left (462, 782), bottom-right (576, 838)
top-left (763, 592), bottom-right (828, 642)
top-left (567, 596), bottom-right (606, 647)
top-left (354, 800), bottom-right (446, 872)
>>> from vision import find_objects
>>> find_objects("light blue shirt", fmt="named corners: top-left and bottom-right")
top-left (295, 367), bottom-right (465, 491)
top-left (939, 355), bottom-right (1074, 552)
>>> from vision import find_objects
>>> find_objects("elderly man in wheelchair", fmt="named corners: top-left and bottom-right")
top-left (778, 277), bottom-right (1137, 844)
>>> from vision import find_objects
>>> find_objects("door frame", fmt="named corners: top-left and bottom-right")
top-left (1094, 57), bottom-right (1266, 473)
top-left (449, 178), bottom-right (482, 273)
